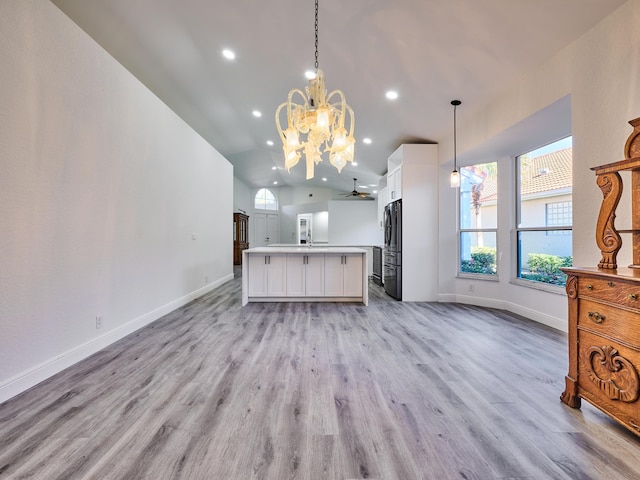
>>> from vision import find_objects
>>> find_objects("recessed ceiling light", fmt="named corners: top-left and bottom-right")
top-left (252, 110), bottom-right (262, 118)
top-left (267, 140), bottom-right (274, 146)
top-left (373, 190), bottom-right (378, 194)
top-left (222, 49), bottom-right (235, 60)
top-left (273, 181), bottom-right (278, 185)
top-left (386, 90), bottom-right (398, 100)
top-left (369, 184), bottom-right (377, 187)
top-left (363, 138), bottom-right (372, 144)
top-left (322, 177), bottom-right (327, 181)
top-left (272, 166), bottom-right (277, 170)
top-left (305, 70), bottom-right (316, 79)
top-left (358, 185), bottom-right (368, 189)
top-left (352, 162), bottom-right (358, 166)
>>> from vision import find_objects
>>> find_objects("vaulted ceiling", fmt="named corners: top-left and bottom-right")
top-left (50, 0), bottom-right (626, 198)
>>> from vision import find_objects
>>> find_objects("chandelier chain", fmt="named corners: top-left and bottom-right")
top-left (314, 0), bottom-right (319, 71)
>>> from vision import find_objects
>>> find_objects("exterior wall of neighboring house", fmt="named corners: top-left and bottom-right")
top-left (518, 193), bottom-right (573, 259)
top-left (467, 193), bottom-right (572, 257)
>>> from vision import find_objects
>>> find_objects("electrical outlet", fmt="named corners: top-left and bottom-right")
top-left (468, 284), bottom-right (475, 293)
top-left (96, 315), bottom-right (103, 329)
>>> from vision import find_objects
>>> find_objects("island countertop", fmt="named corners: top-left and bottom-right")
top-left (245, 246), bottom-right (367, 254)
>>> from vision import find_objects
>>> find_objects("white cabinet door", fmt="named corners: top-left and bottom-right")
top-left (324, 254), bottom-right (344, 297)
top-left (388, 165), bottom-right (402, 202)
top-left (343, 254), bottom-right (364, 297)
top-left (305, 254), bottom-right (325, 296)
top-left (325, 253), bottom-right (364, 297)
top-left (286, 254), bottom-right (305, 296)
top-left (248, 253), bottom-right (286, 296)
top-left (267, 254), bottom-right (287, 296)
top-left (287, 254), bottom-right (324, 296)
top-left (248, 254), bottom-right (268, 296)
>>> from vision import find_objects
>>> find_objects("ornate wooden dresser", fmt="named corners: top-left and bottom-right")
top-left (561, 117), bottom-right (640, 436)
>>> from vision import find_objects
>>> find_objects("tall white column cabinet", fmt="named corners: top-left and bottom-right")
top-left (385, 144), bottom-right (439, 302)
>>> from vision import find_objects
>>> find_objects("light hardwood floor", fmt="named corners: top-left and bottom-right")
top-left (2, 271), bottom-right (640, 479)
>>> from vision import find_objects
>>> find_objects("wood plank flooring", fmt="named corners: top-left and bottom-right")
top-left (2, 270), bottom-right (640, 479)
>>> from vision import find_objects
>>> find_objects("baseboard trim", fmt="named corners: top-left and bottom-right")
top-left (437, 293), bottom-right (566, 333)
top-left (0, 273), bottom-right (234, 404)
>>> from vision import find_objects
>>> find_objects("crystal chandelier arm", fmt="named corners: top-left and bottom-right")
top-left (326, 89), bottom-right (354, 131)
top-left (343, 104), bottom-right (355, 137)
top-left (275, 102), bottom-right (289, 143)
top-left (286, 88), bottom-right (308, 127)
top-left (275, 88), bottom-right (309, 142)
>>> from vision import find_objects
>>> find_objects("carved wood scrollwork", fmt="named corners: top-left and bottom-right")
top-left (565, 275), bottom-right (577, 299)
top-left (585, 345), bottom-right (639, 402)
top-left (595, 172), bottom-right (623, 269)
top-left (624, 117), bottom-right (640, 159)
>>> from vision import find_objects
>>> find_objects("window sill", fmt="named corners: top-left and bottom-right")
top-left (456, 272), bottom-right (500, 282)
top-left (509, 277), bottom-right (567, 295)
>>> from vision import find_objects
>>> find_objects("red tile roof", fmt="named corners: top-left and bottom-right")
top-left (470, 148), bottom-right (572, 203)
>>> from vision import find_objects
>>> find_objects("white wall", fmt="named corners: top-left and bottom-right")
top-left (0, 0), bottom-right (233, 402)
top-left (233, 176), bottom-right (251, 215)
top-left (281, 201), bottom-right (330, 244)
top-left (328, 201), bottom-right (380, 245)
top-left (438, 0), bottom-right (640, 331)
top-left (281, 185), bottom-right (334, 205)
top-left (313, 211), bottom-right (329, 243)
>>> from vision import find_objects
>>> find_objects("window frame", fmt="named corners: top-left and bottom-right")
top-left (512, 137), bottom-right (572, 292)
top-left (254, 188), bottom-right (278, 211)
top-left (456, 161), bottom-right (499, 280)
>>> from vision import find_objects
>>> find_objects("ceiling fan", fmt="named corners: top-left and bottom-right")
top-left (343, 178), bottom-right (373, 199)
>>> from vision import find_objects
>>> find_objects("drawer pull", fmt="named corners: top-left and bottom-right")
top-left (585, 285), bottom-right (593, 290)
top-left (588, 311), bottom-right (606, 323)
top-left (628, 294), bottom-right (638, 300)
top-left (608, 282), bottom-right (615, 287)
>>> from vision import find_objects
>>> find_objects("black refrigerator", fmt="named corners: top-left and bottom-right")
top-left (384, 199), bottom-right (402, 300)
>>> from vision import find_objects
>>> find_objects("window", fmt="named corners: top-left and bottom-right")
top-left (459, 162), bottom-right (498, 276)
top-left (546, 201), bottom-right (572, 235)
top-left (516, 137), bottom-right (572, 286)
top-left (254, 188), bottom-right (278, 211)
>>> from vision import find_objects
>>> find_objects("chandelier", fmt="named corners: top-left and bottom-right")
top-left (275, 0), bottom-right (355, 180)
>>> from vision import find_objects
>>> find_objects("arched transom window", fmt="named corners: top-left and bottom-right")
top-left (254, 188), bottom-right (278, 211)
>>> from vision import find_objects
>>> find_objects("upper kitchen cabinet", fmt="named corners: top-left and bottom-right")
top-left (386, 146), bottom-right (403, 205)
top-left (377, 186), bottom-right (388, 228)
top-left (387, 166), bottom-right (402, 202)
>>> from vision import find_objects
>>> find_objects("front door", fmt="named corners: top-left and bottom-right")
top-left (254, 213), bottom-right (279, 247)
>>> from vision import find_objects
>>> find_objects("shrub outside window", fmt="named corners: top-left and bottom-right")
top-left (459, 162), bottom-right (498, 276)
top-left (516, 137), bottom-right (572, 286)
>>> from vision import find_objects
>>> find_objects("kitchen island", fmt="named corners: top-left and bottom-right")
top-left (242, 246), bottom-right (368, 306)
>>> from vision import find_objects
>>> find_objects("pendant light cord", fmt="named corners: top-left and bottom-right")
top-left (451, 100), bottom-right (461, 171)
top-left (453, 104), bottom-right (457, 170)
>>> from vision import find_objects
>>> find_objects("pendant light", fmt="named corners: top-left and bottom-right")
top-left (275, 0), bottom-right (355, 180)
top-left (450, 100), bottom-right (461, 188)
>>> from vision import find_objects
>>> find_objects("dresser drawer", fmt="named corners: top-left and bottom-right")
top-left (577, 330), bottom-right (640, 433)
top-left (578, 299), bottom-right (640, 345)
top-left (579, 276), bottom-right (640, 309)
